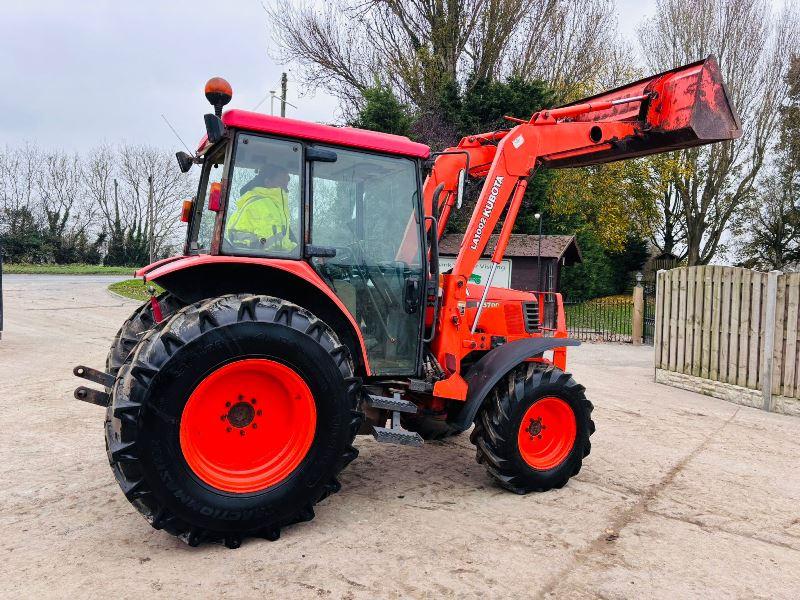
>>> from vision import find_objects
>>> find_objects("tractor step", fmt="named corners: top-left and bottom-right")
top-left (366, 393), bottom-right (418, 413)
top-left (370, 397), bottom-right (424, 447)
top-left (372, 425), bottom-right (424, 447)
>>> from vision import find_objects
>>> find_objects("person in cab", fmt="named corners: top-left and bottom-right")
top-left (225, 164), bottom-right (296, 252)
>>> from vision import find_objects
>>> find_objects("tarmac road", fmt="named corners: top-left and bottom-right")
top-left (1, 274), bottom-right (799, 599)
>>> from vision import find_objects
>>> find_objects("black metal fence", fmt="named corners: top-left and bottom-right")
top-left (562, 296), bottom-right (634, 343)
top-left (539, 290), bottom-right (655, 345)
top-left (643, 282), bottom-right (656, 345)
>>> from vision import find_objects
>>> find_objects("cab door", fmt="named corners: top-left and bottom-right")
top-left (307, 146), bottom-right (425, 376)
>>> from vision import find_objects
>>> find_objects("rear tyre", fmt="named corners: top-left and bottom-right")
top-left (106, 293), bottom-right (185, 377)
top-left (470, 364), bottom-right (594, 494)
top-left (105, 294), bottom-right (363, 547)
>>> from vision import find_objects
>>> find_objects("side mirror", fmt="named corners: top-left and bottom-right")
top-left (456, 169), bottom-right (466, 209)
top-left (176, 151), bottom-right (193, 173)
top-left (204, 114), bottom-right (225, 144)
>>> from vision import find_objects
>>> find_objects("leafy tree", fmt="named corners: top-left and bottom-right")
top-left (438, 77), bottom-right (555, 234)
top-left (349, 85), bottom-right (412, 136)
top-left (0, 207), bottom-right (51, 263)
top-left (456, 76), bottom-right (555, 137)
top-left (559, 229), bottom-right (616, 298)
top-left (549, 160), bottom-right (660, 254)
top-left (104, 216), bottom-right (127, 266)
top-left (733, 175), bottom-right (800, 270)
top-left (550, 222), bottom-right (649, 298)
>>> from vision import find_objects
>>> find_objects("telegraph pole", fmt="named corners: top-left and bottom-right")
top-left (113, 178), bottom-right (119, 223)
top-left (280, 72), bottom-right (287, 117)
top-left (147, 175), bottom-right (155, 264)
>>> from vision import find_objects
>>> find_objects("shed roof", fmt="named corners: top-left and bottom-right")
top-left (439, 234), bottom-right (582, 264)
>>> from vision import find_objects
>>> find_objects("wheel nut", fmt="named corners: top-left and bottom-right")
top-left (225, 401), bottom-right (231, 407)
top-left (240, 430), bottom-right (245, 436)
top-left (256, 410), bottom-right (262, 416)
top-left (226, 427), bottom-right (231, 433)
top-left (252, 423), bottom-right (258, 429)
top-left (251, 398), bottom-right (257, 405)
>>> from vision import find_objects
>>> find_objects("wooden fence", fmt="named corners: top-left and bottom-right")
top-left (654, 266), bottom-right (800, 415)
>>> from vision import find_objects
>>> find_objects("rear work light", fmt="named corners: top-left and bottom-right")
top-left (208, 182), bottom-right (222, 211)
top-left (180, 199), bottom-right (193, 223)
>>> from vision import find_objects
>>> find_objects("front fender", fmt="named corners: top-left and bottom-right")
top-left (450, 337), bottom-right (580, 431)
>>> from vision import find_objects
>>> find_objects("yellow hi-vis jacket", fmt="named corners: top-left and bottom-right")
top-left (225, 186), bottom-right (296, 252)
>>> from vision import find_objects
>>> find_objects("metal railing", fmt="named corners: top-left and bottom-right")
top-left (561, 296), bottom-right (634, 343)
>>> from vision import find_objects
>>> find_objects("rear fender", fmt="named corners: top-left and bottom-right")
top-left (450, 337), bottom-right (580, 431)
top-left (141, 255), bottom-right (371, 376)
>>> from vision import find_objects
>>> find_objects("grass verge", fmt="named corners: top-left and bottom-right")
top-left (4, 263), bottom-right (136, 275)
top-left (108, 279), bottom-right (164, 302)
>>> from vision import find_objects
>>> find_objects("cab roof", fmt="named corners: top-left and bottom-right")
top-left (216, 109), bottom-right (430, 159)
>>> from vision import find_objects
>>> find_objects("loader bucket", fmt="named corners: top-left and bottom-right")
top-left (544, 55), bottom-right (742, 168)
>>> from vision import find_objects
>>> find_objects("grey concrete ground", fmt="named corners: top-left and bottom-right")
top-left (0, 274), bottom-right (798, 599)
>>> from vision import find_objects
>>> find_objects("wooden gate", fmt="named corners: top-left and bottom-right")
top-left (654, 266), bottom-right (800, 415)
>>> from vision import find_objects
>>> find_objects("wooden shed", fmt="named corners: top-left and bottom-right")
top-left (439, 234), bottom-right (582, 292)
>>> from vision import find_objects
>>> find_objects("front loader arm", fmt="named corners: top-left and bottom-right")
top-left (425, 55), bottom-right (741, 401)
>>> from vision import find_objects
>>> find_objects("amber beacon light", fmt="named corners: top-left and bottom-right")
top-left (204, 77), bottom-right (233, 117)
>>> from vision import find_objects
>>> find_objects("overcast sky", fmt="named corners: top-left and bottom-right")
top-left (0, 0), bottom-right (659, 153)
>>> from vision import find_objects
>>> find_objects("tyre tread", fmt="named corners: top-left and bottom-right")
top-left (105, 294), bottom-right (364, 547)
top-left (472, 364), bottom-right (594, 494)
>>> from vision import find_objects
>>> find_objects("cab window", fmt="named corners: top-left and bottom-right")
top-left (192, 145), bottom-right (225, 254)
top-left (310, 147), bottom-right (424, 375)
top-left (222, 134), bottom-right (303, 258)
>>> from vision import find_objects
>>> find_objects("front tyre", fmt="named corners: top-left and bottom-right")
top-left (470, 364), bottom-right (594, 494)
top-left (105, 295), bottom-right (363, 547)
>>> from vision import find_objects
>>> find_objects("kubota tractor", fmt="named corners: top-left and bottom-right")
top-left (74, 57), bottom-right (740, 548)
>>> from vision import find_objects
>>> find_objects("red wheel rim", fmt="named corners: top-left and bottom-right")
top-left (517, 397), bottom-right (576, 470)
top-left (179, 359), bottom-right (316, 493)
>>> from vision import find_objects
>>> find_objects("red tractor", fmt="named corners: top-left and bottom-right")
top-left (74, 57), bottom-right (740, 547)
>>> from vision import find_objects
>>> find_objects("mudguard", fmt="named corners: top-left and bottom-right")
top-left (450, 337), bottom-right (581, 432)
top-left (135, 254), bottom-right (372, 375)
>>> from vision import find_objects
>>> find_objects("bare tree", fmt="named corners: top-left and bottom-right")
top-left (506, 0), bottom-right (626, 99)
top-left (117, 144), bottom-right (194, 257)
top-left (0, 143), bottom-right (41, 234)
top-left (267, 0), bottom-right (627, 116)
top-left (36, 149), bottom-right (93, 241)
top-left (85, 144), bottom-right (117, 233)
top-left (638, 0), bottom-right (800, 265)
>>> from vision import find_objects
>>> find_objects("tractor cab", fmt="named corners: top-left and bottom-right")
top-left (182, 98), bottom-right (431, 376)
